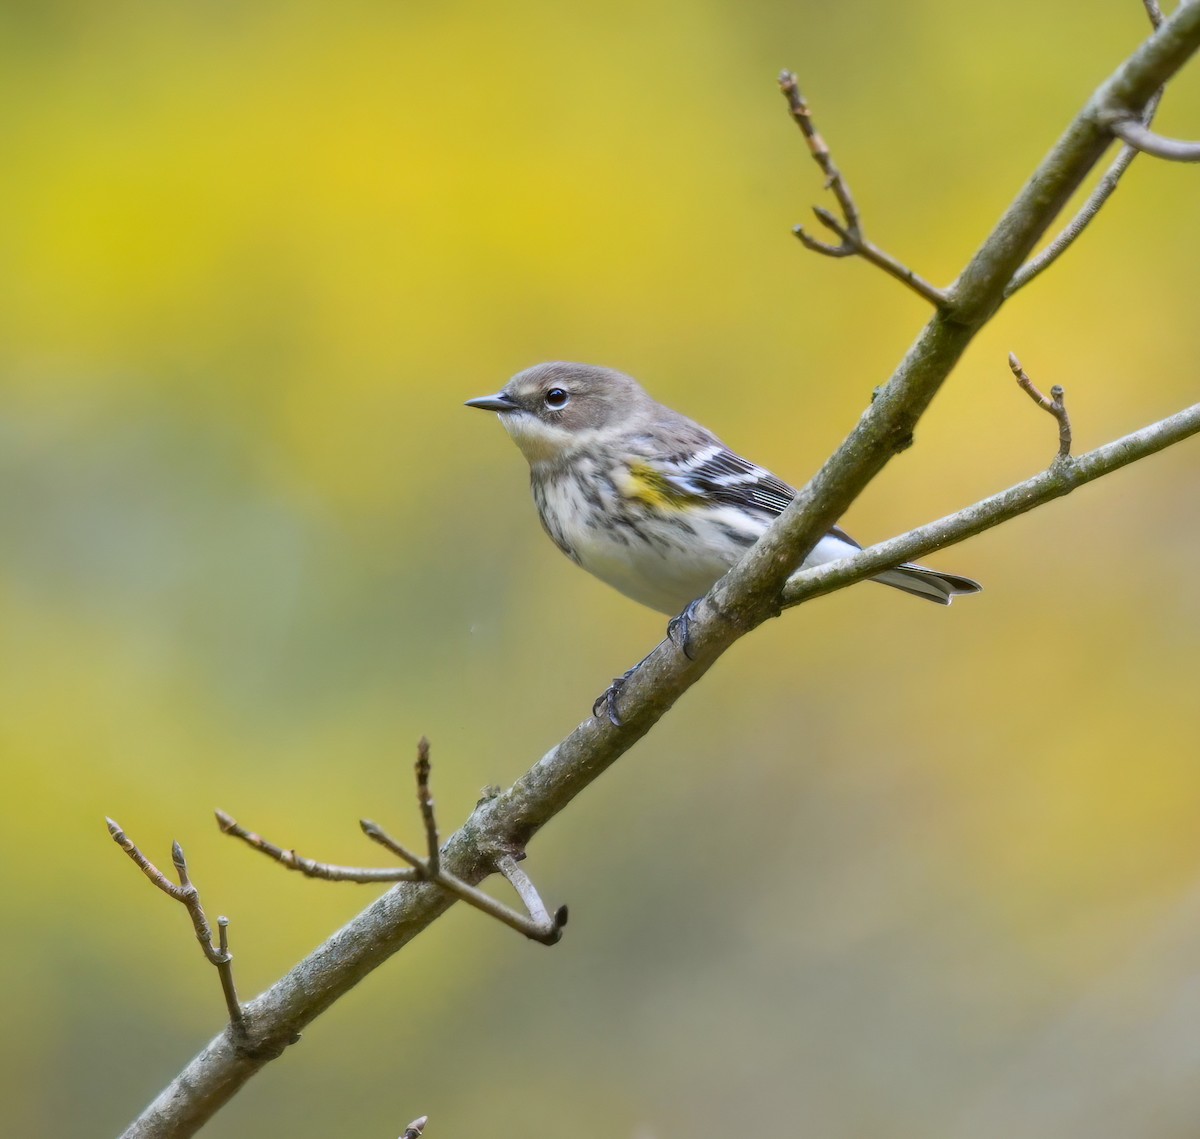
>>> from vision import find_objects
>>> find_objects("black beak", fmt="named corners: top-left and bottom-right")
top-left (465, 392), bottom-right (518, 412)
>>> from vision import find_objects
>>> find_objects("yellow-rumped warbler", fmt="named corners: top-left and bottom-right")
top-left (467, 362), bottom-right (981, 619)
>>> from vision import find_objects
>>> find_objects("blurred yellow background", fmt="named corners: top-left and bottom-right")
top-left (2, 2), bottom-right (1199, 1136)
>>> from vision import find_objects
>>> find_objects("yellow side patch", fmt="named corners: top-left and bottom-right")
top-left (621, 462), bottom-right (700, 509)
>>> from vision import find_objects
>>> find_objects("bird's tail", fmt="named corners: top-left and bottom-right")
top-left (871, 564), bottom-right (983, 605)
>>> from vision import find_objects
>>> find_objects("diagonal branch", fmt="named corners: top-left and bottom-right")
top-left (118, 397), bottom-right (1200, 1139)
top-left (708, 1), bottom-right (1200, 640)
top-left (115, 7), bottom-right (1200, 1136)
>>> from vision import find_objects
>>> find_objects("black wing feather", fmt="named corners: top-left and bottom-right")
top-left (661, 446), bottom-right (797, 517)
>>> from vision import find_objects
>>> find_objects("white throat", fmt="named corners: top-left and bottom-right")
top-left (501, 412), bottom-right (604, 467)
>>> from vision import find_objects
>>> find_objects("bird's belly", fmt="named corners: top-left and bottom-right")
top-left (556, 501), bottom-right (759, 615)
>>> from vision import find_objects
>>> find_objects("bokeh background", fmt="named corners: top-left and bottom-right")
top-left (2, 2), bottom-right (1199, 1136)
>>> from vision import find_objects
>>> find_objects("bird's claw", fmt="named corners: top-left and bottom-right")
top-left (593, 669), bottom-right (635, 727)
top-left (666, 599), bottom-right (703, 661)
top-left (595, 601), bottom-right (702, 726)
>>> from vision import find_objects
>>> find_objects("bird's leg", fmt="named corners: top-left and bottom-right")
top-left (666, 598), bottom-right (703, 661)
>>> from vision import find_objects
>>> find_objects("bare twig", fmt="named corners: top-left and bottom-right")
top-left (778, 71), bottom-right (949, 309)
top-left (1007, 0), bottom-right (1167, 296)
top-left (357, 818), bottom-right (426, 866)
top-left (401, 1116), bottom-right (428, 1139)
top-left (372, 741), bottom-right (562, 943)
top-left (217, 740), bottom-right (567, 946)
top-left (1106, 115), bottom-right (1200, 160)
top-left (415, 737), bottom-right (440, 875)
top-left (215, 810), bottom-right (419, 883)
top-left (498, 853), bottom-right (570, 934)
top-left (106, 819), bottom-right (245, 1030)
top-left (1008, 353), bottom-right (1072, 459)
top-left (778, 71), bottom-right (861, 246)
top-left (1005, 95), bottom-right (1163, 295)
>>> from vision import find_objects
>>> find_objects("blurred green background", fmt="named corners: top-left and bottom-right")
top-left (2, 2), bottom-right (1199, 1136)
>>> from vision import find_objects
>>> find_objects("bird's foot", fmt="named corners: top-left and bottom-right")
top-left (593, 668), bottom-right (636, 727)
top-left (666, 599), bottom-right (703, 661)
top-left (594, 606), bottom-right (702, 727)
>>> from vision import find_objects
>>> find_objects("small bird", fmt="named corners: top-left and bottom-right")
top-left (467, 362), bottom-right (981, 624)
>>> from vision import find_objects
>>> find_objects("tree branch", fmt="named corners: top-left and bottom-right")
top-left (706, 2), bottom-right (1200, 639)
top-left (780, 400), bottom-right (1200, 608)
top-left (1005, 0), bottom-right (1167, 296)
top-left (114, 7), bottom-right (1200, 1135)
top-left (121, 400), bottom-right (1200, 1139)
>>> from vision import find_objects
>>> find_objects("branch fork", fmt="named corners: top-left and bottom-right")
top-left (219, 739), bottom-right (568, 946)
top-left (1007, 0), bottom-right (1175, 295)
top-left (106, 819), bottom-right (246, 1036)
top-left (778, 71), bottom-right (950, 309)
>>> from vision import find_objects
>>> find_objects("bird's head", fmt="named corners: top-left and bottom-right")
top-left (466, 362), bottom-right (650, 465)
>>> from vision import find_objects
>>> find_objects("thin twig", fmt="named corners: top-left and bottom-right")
top-left (372, 742), bottom-right (564, 945)
top-left (778, 70), bottom-right (949, 309)
top-left (401, 1116), bottom-right (428, 1139)
top-left (778, 71), bottom-right (861, 245)
top-left (217, 740), bottom-right (567, 945)
top-left (106, 818), bottom-right (245, 1029)
top-left (358, 818), bottom-right (427, 868)
top-left (1004, 104), bottom-right (1158, 294)
top-left (1008, 353), bottom-right (1072, 460)
top-left (1007, 0), bottom-right (1167, 296)
top-left (215, 810), bottom-right (419, 883)
top-left (415, 737), bottom-right (440, 875)
top-left (1107, 116), bottom-right (1200, 160)
top-left (214, 918), bottom-right (241, 1027)
top-left (498, 853), bottom-right (569, 934)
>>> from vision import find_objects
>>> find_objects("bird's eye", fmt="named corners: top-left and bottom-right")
top-left (544, 388), bottom-right (570, 410)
